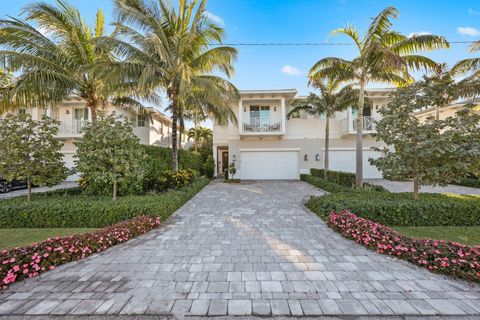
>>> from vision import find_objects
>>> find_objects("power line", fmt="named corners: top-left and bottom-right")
top-left (209, 41), bottom-right (476, 46)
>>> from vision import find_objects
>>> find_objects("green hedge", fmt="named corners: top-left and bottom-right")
top-left (310, 169), bottom-right (387, 192)
top-left (0, 178), bottom-right (209, 228)
top-left (306, 191), bottom-right (480, 226)
top-left (300, 174), bottom-right (351, 193)
top-left (454, 178), bottom-right (480, 188)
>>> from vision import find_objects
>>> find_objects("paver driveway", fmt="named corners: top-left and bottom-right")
top-left (1, 180), bottom-right (480, 317)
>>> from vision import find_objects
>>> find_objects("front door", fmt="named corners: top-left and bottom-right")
top-left (222, 151), bottom-right (229, 173)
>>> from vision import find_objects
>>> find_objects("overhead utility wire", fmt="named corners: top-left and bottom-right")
top-left (208, 41), bottom-right (476, 46)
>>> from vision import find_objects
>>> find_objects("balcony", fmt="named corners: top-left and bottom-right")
top-left (240, 117), bottom-right (284, 137)
top-left (341, 116), bottom-right (377, 137)
top-left (56, 120), bottom-right (89, 139)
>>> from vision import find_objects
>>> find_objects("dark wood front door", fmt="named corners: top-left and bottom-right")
top-left (222, 151), bottom-right (229, 172)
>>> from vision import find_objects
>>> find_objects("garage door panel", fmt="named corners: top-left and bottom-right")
top-left (240, 151), bottom-right (299, 180)
top-left (329, 150), bottom-right (382, 179)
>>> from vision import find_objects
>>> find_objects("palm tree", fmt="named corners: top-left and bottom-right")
top-left (451, 41), bottom-right (480, 99)
top-left (288, 78), bottom-right (366, 179)
top-left (188, 126), bottom-right (212, 151)
top-left (0, 0), bottom-right (149, 121)
top-left (309, 7), bottom-right (449, 186)
top-left (94, 0), bottom-right (238, 171)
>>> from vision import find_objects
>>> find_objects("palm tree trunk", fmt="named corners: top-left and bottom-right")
top-left (435, 106), bottom-right (440, 120)
top-left (193, 114), bottom-right (198, 152)
top-left (324, 116), bottom-right (330, 180)
top-left (355, 80), bottom-right (365, 187)
top-left (113, 179), bottom-right (117, 201)
top-left (171, 98), bottom-right (179, 172)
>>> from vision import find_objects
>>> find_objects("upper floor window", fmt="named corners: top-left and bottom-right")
top-left (137, 114), bottom-right (146, 127)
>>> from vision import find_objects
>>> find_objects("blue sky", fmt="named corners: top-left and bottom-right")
top-left (2, 0), bottom-right (480, 104)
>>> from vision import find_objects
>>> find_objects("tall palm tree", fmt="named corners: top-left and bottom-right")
top-left (288, 78), bottom-right (366, 179)
top-left (451, 40), bottom-right (480, 99)
top-left (95, 0), bottom-right (238, 171)
top-left (188, 126), bottom-right (212, 151)
top-left (309, 7), bottom-right (449, 186)
top-left (0, 0), bottom-right (149, 120)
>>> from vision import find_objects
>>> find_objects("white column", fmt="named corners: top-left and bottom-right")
top-left (238, 98), bottom-right (243, 133)
top-left (281, 97), bottom-right (286, 133)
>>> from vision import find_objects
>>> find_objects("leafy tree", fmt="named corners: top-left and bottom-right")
top-left (309, 6), bottom-right (449, 186)
top-left (370, 85), bottom-right (480, 199)
top-left (94, 0), bottom-right (238, 171)
top-left (288, 77), bottom-right (366, 179)
top-left (75, 115), bottom-right (144, 201)
top-left (0, 0), bottom-right (149, 120)
top-left (0, 114), bottom-right (68, 200)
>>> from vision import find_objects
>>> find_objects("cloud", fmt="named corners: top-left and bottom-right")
top-left (204, 11), bottom-right (224, 26)
top-left (469, 8), bottom-right (480, 15)
top-left (457, 26), bottom-right (480, 36)
top-left (407, 31), bottom-right (431, 38)
top-left (281, 65), bottom-right (303, 77)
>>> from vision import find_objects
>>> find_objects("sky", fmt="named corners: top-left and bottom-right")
top-left (2, 0), bottom-right (480, 121)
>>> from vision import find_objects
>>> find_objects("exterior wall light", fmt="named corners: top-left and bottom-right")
top-left (315, 154), bottom-right (320, 161)
top-left (232, 154), bottom-right (236, 162)
top-left (304, 154), bottom-right (308, 161)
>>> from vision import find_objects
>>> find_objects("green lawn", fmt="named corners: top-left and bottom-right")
top-left (394, 226), bottom-right (480, 246)
top-left (0, 228), bottom-right (97, 250)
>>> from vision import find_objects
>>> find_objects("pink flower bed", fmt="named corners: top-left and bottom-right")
top-left (1, 215), bottom-right (160, 289)
top-left (328, 210), bottom-right (480, 282)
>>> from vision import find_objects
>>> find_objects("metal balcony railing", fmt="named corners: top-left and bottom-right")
top-left (242, 117), bottom-right (282, 133)
top-left (58, 120), bottom-right (89, 135)
top-left (352, 116), bottom-right (376, 132)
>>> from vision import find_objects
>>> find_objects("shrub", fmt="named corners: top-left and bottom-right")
top-left (142, 146), bottom-right (203, 191)
top-left (328, 210), bottom-right (480, 282)
top-left (310, 169), bottom-right (387, 192)
top-left (454, 177), bottom-right (480, 188)
top-left (306, 191), bottom-right (480, 226)
top-left (152, 169), bottom-right (197, 191)
top-left (301, 174), bottom-right (351, 193)
top-left (0, 178), bottom-right (209, 228)
top-left (1, 215), bottom-right (161, 289)
top-left (204, 155), bottom-right (215, 179)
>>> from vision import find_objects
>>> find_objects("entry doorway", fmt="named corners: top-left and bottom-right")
top-left (221, 151), bottom-right (229, 173)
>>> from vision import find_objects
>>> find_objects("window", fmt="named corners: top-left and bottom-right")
top-left (74, 108), bottom-right (89, 121)
top-left (137, 114), bottom-right (146, 127)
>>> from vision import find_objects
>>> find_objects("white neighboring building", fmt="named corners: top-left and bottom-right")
top-left (212, 88), bottom-right (392, 180)
top-left (7, 97), bottom-right (188, 179)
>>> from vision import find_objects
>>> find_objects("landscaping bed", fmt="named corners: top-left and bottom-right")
top-left (1, 215), bottom-right (160, 289)
top-left (328, 210), bottom-right (480, 282)
top-left (0, 177), bottom-right (209, 228)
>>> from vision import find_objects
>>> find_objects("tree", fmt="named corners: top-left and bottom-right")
top-left (288, 78), bottom-right (365, 179)
top-left (370, 84), bottom-right (480, 199)
top-left (0, 0), bottom-right (149, 120)
top-left (75, 115), bottom-right (144, 201)
top-left (0, 114), bottom-right (68, 200)
top-left (188, 126), bottom-right (212, 151)
top-left (94, 0), bottom-right (238, 171)
top-left (451, 40), bottom-right (480, 99)
top-left (309, 6), bottom-right (449, 187)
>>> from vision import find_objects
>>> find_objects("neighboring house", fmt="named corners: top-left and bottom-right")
top-left (5, 97), bottom-right (188, 179)
top-left (414, 101), bottom-right (480, 122)
top-left (212, 88), bottom-right (392, 180)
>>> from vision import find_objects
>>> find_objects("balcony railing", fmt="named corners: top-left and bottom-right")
top-left (352, 116), bottom-right (376, 132)
top-left (58, 120), bottom-right (89, 135)
top-left (242, 117), bottom-right (282, 133)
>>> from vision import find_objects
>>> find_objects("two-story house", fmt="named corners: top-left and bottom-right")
top-left (8, 97), bottom-right (188, 178)
top-left (212, 88), bottom-right (392, 180)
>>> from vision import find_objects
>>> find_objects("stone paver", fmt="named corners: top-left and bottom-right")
top-left (1, 180), bottom-right (479, 317)
top-left (366, 179), bottom-right (480, 195)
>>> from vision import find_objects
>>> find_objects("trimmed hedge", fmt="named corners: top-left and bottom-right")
top-left (300, 174), bottom-right (351, 193)
top-left (454, 177), bottom-right (480, 188)
top-left (0, 177), bottom-right (209, 228)
top-left (1, 215), bottom-right (161, 289)
top-left (310, 169), bottom-right (387, 192)
top-left (306, 190), bottom-right (480, 226)
top-left (328, 210), bottom-right (480, 282)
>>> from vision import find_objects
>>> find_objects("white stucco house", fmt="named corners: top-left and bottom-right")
top-left (6, 98), bottom-right (188, 179)
top-left (212, 88), bottom-right (393, 180)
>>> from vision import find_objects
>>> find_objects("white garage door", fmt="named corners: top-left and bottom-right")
top-left (329, 150), bottom-right (382, 179)
top-left (240, 151), bottom-right (299, 180)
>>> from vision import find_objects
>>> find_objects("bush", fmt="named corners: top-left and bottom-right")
top-left (454, 177), bottom-right (480, 188)
top-left (328, 210), bottom-right (480, 282)
top-left (142, 146), bottom-right (203, 191)
top-left (310, 169), bottom-right (387, 192)
top-left (300, 174), bottom-right (351, 193)
top-left (0, 177), bottom-right (209, 228)
top-left (1, 215), bottom-right (161, 289)
top-left (306, 191), bottom-right (480, 226)
top-left (204, 155), bottom-right (215, 178)
top-left (151, 169), bottom-right (197, 192)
